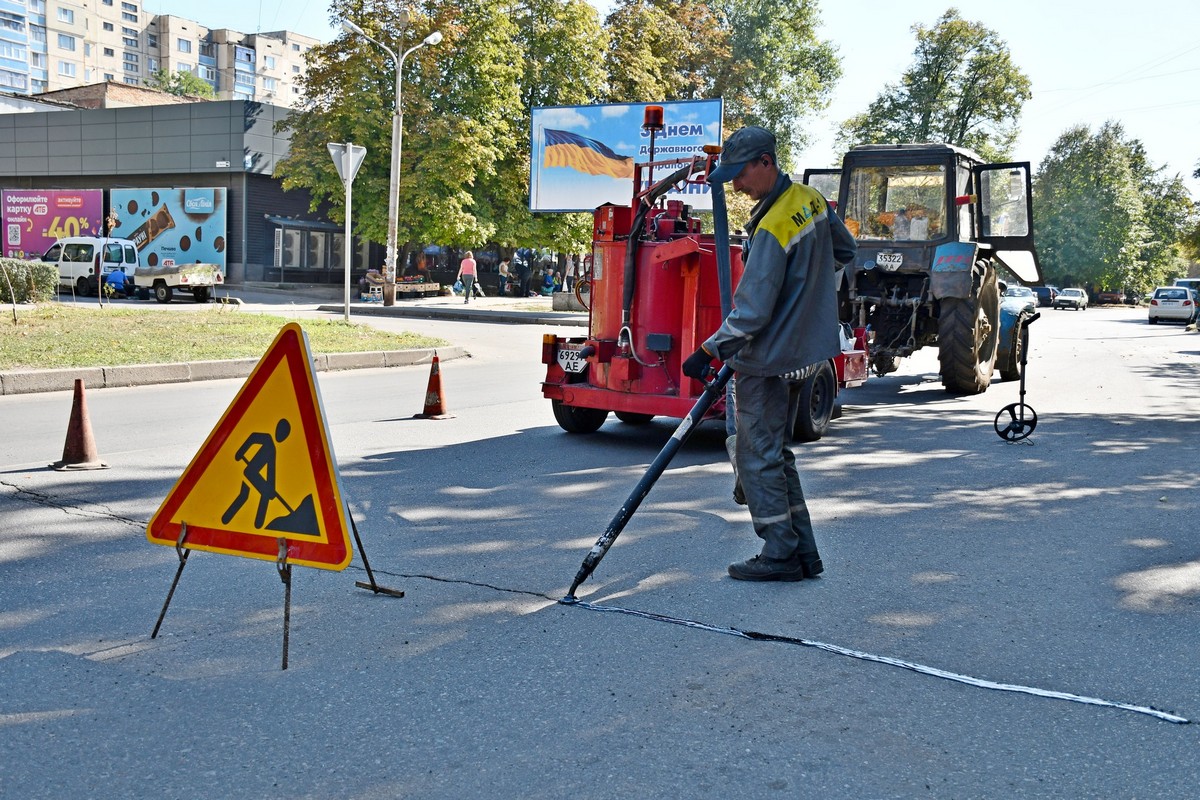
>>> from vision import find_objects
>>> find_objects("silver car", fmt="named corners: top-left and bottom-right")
top-left (1053, 288), bottom-right (1088, 310)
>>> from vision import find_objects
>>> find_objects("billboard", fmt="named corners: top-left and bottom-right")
top-left (530, 99), bottom-right (723, 213)
top-left (2, 189), bottom-right (104, 259)
top-left (108, 188), bottom-right (228, 271)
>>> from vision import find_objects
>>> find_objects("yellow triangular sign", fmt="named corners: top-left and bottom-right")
top-left (147, 323), bottom-right (352, 570)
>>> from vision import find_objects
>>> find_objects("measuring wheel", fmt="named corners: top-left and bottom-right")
top-left (993, 312), bottom-right (1040, 442)
top-left (994, 402), bottom-right (1037, 441)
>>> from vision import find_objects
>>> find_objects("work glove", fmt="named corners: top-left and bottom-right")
top-left (682, 344), bottom-right (716, 380)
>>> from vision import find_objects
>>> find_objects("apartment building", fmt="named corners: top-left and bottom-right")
top-left (0, 1), bottom-right (317, 105)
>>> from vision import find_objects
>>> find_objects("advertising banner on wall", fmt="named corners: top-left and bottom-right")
top-left (108, 188), bottom-right (228, 271)
top-left (529, 99), bottom-right (723, 213)
top-left (2, 189), bottom-right (104, 259)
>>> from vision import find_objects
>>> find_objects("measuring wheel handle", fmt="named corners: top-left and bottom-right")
top-left (994, 402), bottom-right (1037, 441)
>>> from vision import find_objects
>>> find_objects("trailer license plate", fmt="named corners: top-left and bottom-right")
top-left (558, 347), bottom-right (587, 373)
top-left (876, 252), bottom-right (903, 271)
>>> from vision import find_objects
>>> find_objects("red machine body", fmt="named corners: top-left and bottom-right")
top-left (542, 157), bottom-right (867, 435)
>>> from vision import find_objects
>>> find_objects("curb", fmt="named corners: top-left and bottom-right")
top-left (0, 346), bottom-right (465, 397)
top-left (320, 303), bottom-right (588, 327)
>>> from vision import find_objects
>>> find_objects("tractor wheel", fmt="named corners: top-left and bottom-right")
top-left (999, 323), bottom-right (1028, 382)
top-left (193, 287), bottom-right (210, 303)
top-left (938, 264), bottom-right (999, 395)
top-left (154, 282), bottom-right (173, 304)
top-left (615, 411), bottom-right (654, 425)
top-left (793, 360), bottom-right (836, 442)
top-left (552, 400), bottom-right (608, 434)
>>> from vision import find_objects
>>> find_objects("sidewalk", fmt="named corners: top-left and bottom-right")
top-left (313, 288), bottom-right (588, 327)
top-left (0, 285), bottom-right (586, 396)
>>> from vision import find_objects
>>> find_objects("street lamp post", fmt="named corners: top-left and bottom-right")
top-left (342, 18), bottom-right (442, 307)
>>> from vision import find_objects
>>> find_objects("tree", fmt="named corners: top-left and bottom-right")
top-left (837, 8), bottom-right (1030, 161)
top-left (145, 68), bottom-right (215, 98)
top-left (275, 0), bottom-right (607, 258)
top-left (603, 0), bottom-right (840, 169)
top-left (1033, 122), bottom-right (1194, 294)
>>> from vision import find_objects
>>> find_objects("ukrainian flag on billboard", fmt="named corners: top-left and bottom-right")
top-left (542, 129), bottom-right (634, 180)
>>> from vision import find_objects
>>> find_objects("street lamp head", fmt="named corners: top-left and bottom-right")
top-left (341, 19), bottom-right (366, 37)
top-left (423, 30), bottom-right (443, 47)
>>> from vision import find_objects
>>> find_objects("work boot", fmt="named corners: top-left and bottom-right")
top-left (728, 554), bottom-right (807, 582)
top-left (797, 554), bottom-right (824, 579)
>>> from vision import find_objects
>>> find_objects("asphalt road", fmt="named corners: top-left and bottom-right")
top-left (1, 303), bottom-right (1198, 798)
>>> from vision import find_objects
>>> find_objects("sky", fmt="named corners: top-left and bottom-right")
top-left (144, 0), bottom-right (1200, 197)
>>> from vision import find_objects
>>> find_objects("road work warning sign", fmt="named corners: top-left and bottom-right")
top-left (147, 323), bottom-right (352, 570)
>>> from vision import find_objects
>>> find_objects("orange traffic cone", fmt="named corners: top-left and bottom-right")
top-left (413, 352), bottom-right (454, 420)
top-left (51, 379), bottom-right (109, 471)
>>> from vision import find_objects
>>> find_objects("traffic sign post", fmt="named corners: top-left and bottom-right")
top-left (146, 322), bottom-right (401, 668)
top-left (327, 142), bottom-right (367, 322)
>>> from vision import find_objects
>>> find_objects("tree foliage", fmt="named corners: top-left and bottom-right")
top-left (277, 0), bottom-right (609, 256)
top-left (1033, 122), bottom-right (1196, 293)
top-left (603, 0), bottom-right (839, 168)
top-left (145, 68), bottom-right (216, 98)
top-left (837, 8), bottom-right (1030, 161)
top-left (275, 0), bottom-right (841, 256)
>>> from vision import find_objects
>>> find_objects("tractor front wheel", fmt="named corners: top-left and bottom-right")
top-left (939, 265), bottom-right (999, 395)
top-left (552, 400), bottom-right (608, 434)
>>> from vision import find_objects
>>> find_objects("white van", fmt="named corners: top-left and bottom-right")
top-left (42, 236), bottom-right (139, 296)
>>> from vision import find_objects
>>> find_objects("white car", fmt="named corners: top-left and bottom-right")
top-left (1148, 286), bottom-right (1197, 324)
top-left (1053, 288), bottom-right (1088, 310)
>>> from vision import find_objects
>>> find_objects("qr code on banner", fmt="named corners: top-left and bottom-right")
top-left (6, 223), bottom-right (20, 246)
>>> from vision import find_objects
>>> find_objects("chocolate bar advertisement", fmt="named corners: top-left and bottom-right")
top-left (108, 188), bottom-right (227, 271)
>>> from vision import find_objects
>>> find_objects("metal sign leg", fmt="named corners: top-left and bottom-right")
top-left (151, 523), bottom-right (191, 639)
top-left (277, 538), bottom-right (292, 671)
top-left (348, 509), bottom-right (405, 598)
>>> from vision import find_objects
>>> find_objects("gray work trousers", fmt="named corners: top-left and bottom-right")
top-left (733, 373), bottom-right (819, 560)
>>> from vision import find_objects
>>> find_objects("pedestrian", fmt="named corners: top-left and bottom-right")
top-left (682, 125), bottom-right (857, 582)
top-left (498, 257), bottom-right (510, 297)
top-left (564, 255), bottom-right (576, 292)
top-left (516, 255), bottom-right (533, 297)
top-left (457, 250), bottom-right (477, 305)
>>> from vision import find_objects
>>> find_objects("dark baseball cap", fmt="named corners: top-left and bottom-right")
top-left (707, 126), bottom-right (776, 183)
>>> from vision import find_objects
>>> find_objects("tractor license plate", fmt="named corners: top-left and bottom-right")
top-left (557, 347), bottom-right (587, 373)
top-left (876, 252), bottom-right (903, 271)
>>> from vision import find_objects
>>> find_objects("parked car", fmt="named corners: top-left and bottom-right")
top-left (1002, 286), bottom-right (1038, 306)
top-left (1054, 288), bottom-right (1088, 310)
top-left (1031, 286), bottom-right (1058, 306)
top-left (1148, 286), bottom-right (1197, 324)
top-left (1096, 289), bottom-right (1124, 304)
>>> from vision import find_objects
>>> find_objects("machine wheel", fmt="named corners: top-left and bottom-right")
top-left (552, 400), bottom-right (608, 434)
top-left (193, 287), bottom-right (210, 303)
top-left (793, 360), bottom-right (836, 442)
top-left (938, 264), bottom-right (999, 395)
top-left (1148, 317), bottom-right (1157, 325)
top-left (615, 411), bottom-right (654, 425)
top-left (75, 277), bottom-right (91, 297)
top-left (999, 323), bottom-right (1028, 382)
top-left (154, 282), bottom-right (173, 304)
